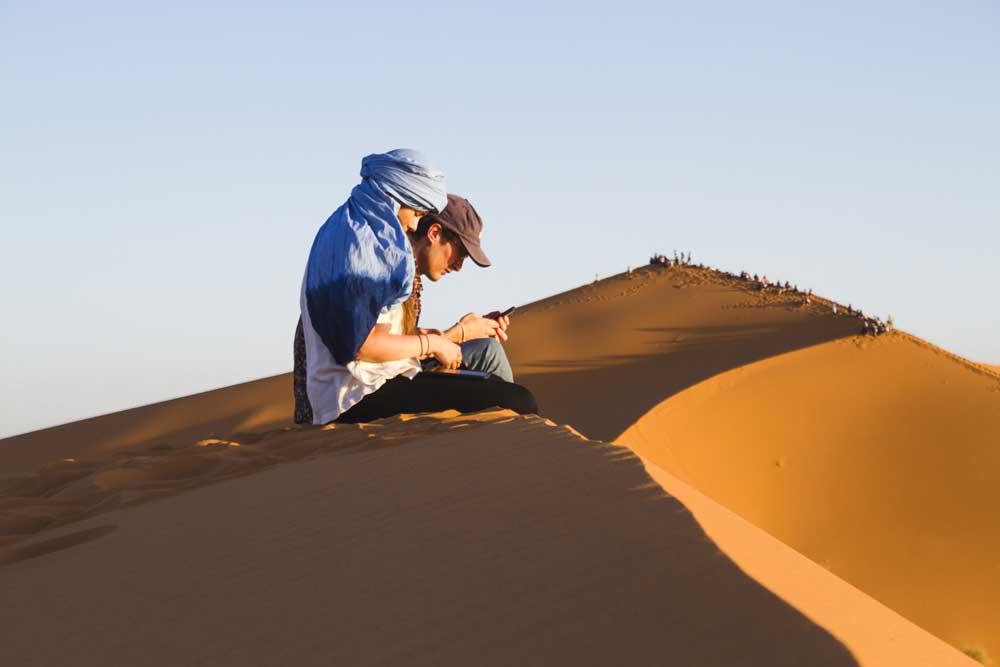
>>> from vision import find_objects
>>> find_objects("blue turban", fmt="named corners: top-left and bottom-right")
top-left (304, 149), bottom-right (447, 365)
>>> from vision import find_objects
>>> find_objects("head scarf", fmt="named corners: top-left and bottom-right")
top-left (304, 149), bottom-right (447, 365)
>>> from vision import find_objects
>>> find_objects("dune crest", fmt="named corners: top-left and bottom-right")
top-left (618, 331), bottom-right (1000, 660)
top-left (506, 265), bottom-right (863, 440)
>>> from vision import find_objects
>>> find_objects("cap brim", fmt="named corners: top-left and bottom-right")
top-left (459, 234), bottom-right (492, 267)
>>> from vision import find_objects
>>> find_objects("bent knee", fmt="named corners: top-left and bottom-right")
top-left (500, 382), bottom-right (538, 415)
top-left (463, 337), bottom-right (514, 382)
top-left (478, 336), bottom-right (506, 359)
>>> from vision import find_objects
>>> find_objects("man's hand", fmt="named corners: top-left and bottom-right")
top-left (482, 311), bottom-right (511, 343)
top-left (428, 334), bottom-right (462, 369)
top-left (453, 312), bottom-right (506, 343)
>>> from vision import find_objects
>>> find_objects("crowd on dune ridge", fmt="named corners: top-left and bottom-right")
top-left (648, 251), bottom-right (894, 337)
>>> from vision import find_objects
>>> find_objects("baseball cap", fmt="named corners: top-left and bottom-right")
top-left (425, 194), bottom-right (492, 267)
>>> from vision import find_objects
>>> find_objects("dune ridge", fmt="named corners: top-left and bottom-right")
top-left (0, 411), bottom-right (509, 554)
top-left (505, 264), bottom-right (865, 440)
top-left (0, 410), bottom-right (974, 666)
top-left (893, 331), bottom-right (1000, 381)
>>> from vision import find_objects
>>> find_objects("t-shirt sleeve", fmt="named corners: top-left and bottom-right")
top-left (376, 306), bottom-right (398, 325)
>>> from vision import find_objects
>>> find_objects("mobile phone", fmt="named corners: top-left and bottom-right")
top-left (429, 368), bottom-right (491, 379)
top-left (499, 306), bottom-right (516, 318)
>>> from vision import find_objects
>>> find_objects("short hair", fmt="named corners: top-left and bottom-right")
top-left (413, 216), bottom-right (460, 243)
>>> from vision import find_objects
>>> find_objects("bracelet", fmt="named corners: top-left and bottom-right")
top-left (419, 334), bottom-right (426, 358)
top-left (459, 323), bottom-right (466, 344)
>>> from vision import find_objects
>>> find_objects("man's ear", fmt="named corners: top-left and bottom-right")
top-left (427, 222), bottom-right (444, 244)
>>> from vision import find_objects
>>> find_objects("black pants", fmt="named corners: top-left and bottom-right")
top-left (335, 372), bottom-right (538, 423)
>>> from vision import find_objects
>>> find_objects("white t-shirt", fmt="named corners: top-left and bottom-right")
top-left (300, 276), bottom-right (421, 424)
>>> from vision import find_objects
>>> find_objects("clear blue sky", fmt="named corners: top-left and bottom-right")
top-left (2, 1), bottom-right (998, 438)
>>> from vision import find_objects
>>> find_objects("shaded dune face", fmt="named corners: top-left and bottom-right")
top-left (618, 334), bottom-right (1000, 660)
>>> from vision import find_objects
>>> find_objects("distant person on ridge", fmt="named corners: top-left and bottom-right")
top-left (293, 150), bottom-right (536, 426)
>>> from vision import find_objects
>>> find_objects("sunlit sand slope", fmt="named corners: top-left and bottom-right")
top-left (619, 333), bottom-right (1000, 661)
top-left (0, 411), bottom-right (972, 666)
top-left (0, 374), bottom-right (291, 476)
top-left (507, 265), bottom-right (861, 440)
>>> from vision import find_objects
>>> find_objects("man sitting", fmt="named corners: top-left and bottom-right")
top-left (293, 194), bottom-right (515, 424)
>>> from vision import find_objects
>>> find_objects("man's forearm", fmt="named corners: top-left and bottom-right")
top-left (357, 330), bottom-right (424, 363)
top-left (443, 324), bottom-right (463, 344)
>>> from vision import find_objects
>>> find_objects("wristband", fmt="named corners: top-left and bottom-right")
top-left (459, 323), bottom-right (466, 344)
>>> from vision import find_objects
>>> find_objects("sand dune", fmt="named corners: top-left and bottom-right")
top-left (0, 264), bottom-right (857, 468)
top-left (1, 262), bottom-right (993, 664)
top-left (0, 374), bottom-right (291, 476)
top-left (505, 265), bottom-right (1000, 659)
top-left (505, 265), bottom-right (862, 440)
top-left (0, 411), bottom-right (973, 666)
top-left (0, 264), bottom-right (855, 466)
top-left (618, 331), bottom-right (1000, 661)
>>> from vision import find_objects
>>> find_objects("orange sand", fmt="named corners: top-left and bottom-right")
top-left (505, 266), bottom-right (862, 441)
top-left (0, 411), bottom-right (972, 666)
top-left (503, 266), bottom-right (1000, 659)
top-left (0, 263), bottom-right (992, 665)
top-left (619, 332), bottom-right (1000, 660)
top-left (1, 374), bottom-right (291, 476)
